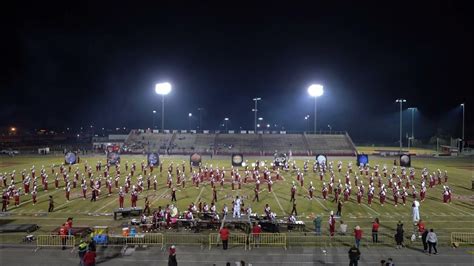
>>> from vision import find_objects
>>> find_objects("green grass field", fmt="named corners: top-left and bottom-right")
top-left (0, 154), bottom-right (473, 244)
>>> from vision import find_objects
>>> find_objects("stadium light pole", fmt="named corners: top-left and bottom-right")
top-left (188, 113), bottom-right (192, 131)
top-left (224, 117), bottom-right (229, 132)
top-left (307, 84), bottom-right (324, 134)
top-left (396, 99), bottom-right (407, 153)
top-left (328, 124), bottom-right (332, 134)
top-left (408, 107), bottom-right (416, 147)
top-left (152, 110), bottom-right (157, 129)
top-left (253, 97), bottom-right (261, 133)
top-left (304, 115), bottom-right (309, 133)
top-left (461, 103), bottom-right (465, 152)
top-left (155, 82), bottom-right (172, 132)
top-left (197, 107), bottom-right (204, 130)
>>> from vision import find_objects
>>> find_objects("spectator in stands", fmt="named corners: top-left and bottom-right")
top-left (372, 218), bottom-right (380, 243)
top-left (220, 225), bottom-right (230, 250)
top-left (339, 220), bottom-right (348, 235)
top-left (313, 215), bottom-right (322, 235)
top-left (348, 245), bottom-right (361, 266)
top-left (354, 225), bottom-right (363, 248)
top-left (427, 229), bottom-right (438, 255)
top-left (168, 245), bottom-right (177, 266)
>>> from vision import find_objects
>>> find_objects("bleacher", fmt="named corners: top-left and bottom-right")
top-left (124, 131), bottom-right (356, 156)
top-left (305, 134), bottom-right (356, 156)
top-left (215, 134), bottom-right (261, 155)
top-left (262, 134), bottom-right (308, 156)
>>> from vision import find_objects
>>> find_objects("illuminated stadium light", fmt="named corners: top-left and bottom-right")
top-left (224, 117), bottom-right (229, 121)
top-left (258, 117), bottom-right (263, 121)
top-left (10, 127), bottom-right (16, 132)
top-left (307, 84), bottom-right (324, 133)
top-left (188, 113), bottom-right (192, 117)
top-left (155, 82), bottom-right (172, 95)
top-left (266, 124), bottom-right (270, 128)
top-left (257, 124), bottom-right (260, 128)
top-left (307, 84), bottom-right (324, 97)
top-left (155, 82), bottom-right (172, 131)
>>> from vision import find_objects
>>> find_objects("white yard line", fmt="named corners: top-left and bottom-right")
top-left (94, 197), bottom-right (118, 213)
top-left (194, 186), bottom-right (206, 203)
top-left (271, 190), bottom-right (286, 215)
top-left (444, 204), bottom-right (474, 216)
top-left (150, 188), bottom-right (170, 205)
top-left (361, 204), bottom-right (381, 216)
top-left (314, 197), bottom-right (329, 211)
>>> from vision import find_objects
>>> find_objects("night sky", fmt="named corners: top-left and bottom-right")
top-left (1, 2), bottom-right (472, 142)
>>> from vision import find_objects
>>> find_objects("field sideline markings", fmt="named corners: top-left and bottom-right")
top-left (150, 188), bottom-right (170, 206)
top-left (194, 186), bottom-right (206, 203)
top-left (271, 190), bottom-right (286, 215)
top-left (445, 204), bottom-right (474, 216)
top-left (94, 196), bottom-right (120, 213)
top-left (361, 204), bottom-right (380, 216)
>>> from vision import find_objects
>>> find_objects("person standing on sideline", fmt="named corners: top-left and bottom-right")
top-left (313, 215), bottom-right (322, 235)
top-left (78, 239), bottom-right (88, 266)
top-left (354, 225), bottom-right (363, 248)
top-left (421, 228), bottom-right (429, 253)
top-left (48, 195), bottom-right (55, 212)
top-left (395, 221), bottom-right (404, 249)
top-left (372, 218), bottom-right (380, 243)
top-left (426, 229), bottom-right (438, 255)
top-left (348, 245), bottom-right (361, 266)
top-left (412, 200), bottom-right (420, 223)
top-left (251, 223), bottom-right (262, 247)
top-left (336, 200), bottom-right (343, 217)
top-left (219, 225), bottom-right (230, 250)
top-left (168, 245), bottom-right (177, 266)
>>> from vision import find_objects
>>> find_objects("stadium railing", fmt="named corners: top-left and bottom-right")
top-left (209, 233), bottom-right (247, 250)
top-left (451, 232), bottom-right (474, 246)
top-left (249, 233), bottom-right (286, 250)
top-left (104, 233), bottom-right (163, 248)
top-left (36, 235), bottom-right (75, 249)
top-left (163, 233), bottom-right (208, 249)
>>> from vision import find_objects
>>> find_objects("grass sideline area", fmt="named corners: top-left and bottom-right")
top-left (356, 146), bottom-right (436, 155)
top-left (0, 154), bottom-right (473, 246)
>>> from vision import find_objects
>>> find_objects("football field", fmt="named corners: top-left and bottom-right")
top-left (1, 153), bottom-right (473, 244)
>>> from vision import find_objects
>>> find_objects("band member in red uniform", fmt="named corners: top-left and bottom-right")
top-left (31, 187), bottom-right (37, 205)
top-left (131, 189), bottom-right (138, 209)
top-left (65, 183), bottom-right (71, 202)
top-left (308, 181), bottom-right (315, 199)
top-left (14, 189), bottom-right (20, 206)
top-left (81, 183), bottom-right (87, 199)
top-left (118, 187), bottom-right (125, 209)
top-left (379, 186), bottom-right (386, 206)
top-left (322, 182), bottom-right (328, 200)
top-left (356, 187), bottom-right (363, 204)
top-left (290, 182), bottom-right (296, 202)
top-left (367, 185), bottom-right (374, 206)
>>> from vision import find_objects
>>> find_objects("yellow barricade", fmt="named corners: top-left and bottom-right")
top-left (143, 233), bottom-right (164, 248)
top-left (209, 233), bottom-right (247, 250)
top-left (451, 232), bottom-right (474, 246)
top-left (163, 233), bottom-right (207, 249)
top-left (249, 233), bottom-right (286, 250)
top-left (36, 235), bottom-right (75, 249)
